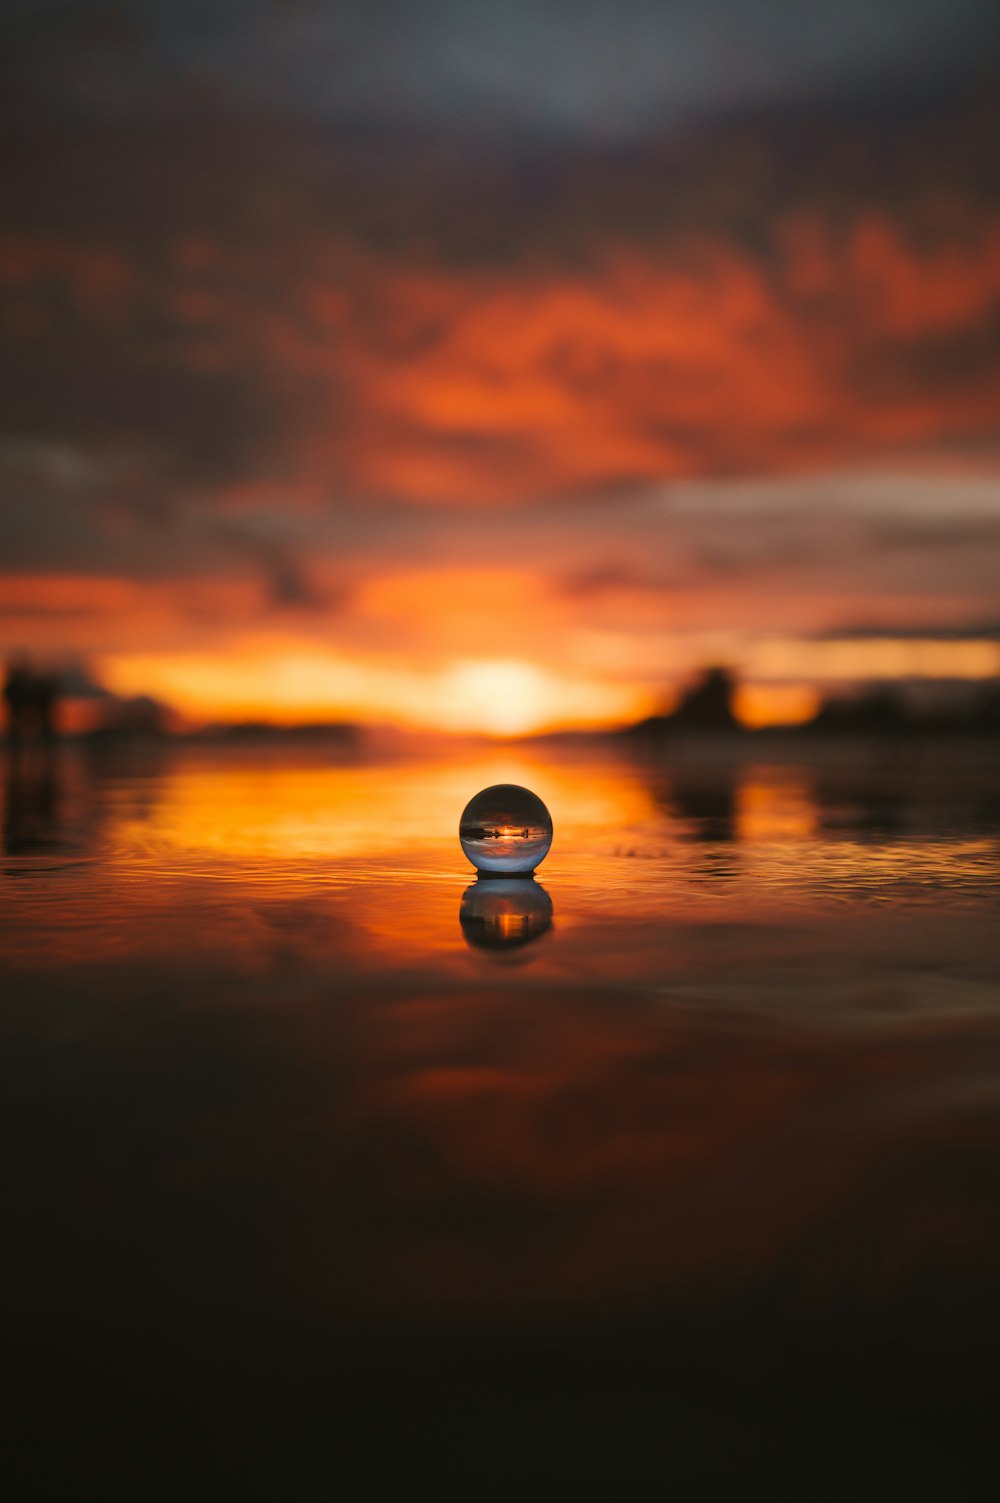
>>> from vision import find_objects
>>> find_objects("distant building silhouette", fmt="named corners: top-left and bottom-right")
top-left (672, 666), bottom-right (739, 730)
top-left (623, 666), bottom-right (1000, 744)
top-left (807, 682), bottom-right (1000, 737)
top-left (86, 694), bottom-right (170, 742)
top-left (3, 657), bottom-right (58, 744)
top-left (627, 665), bottom-right (741, 742)
top-left (809, 687), bottom-right (911, 735)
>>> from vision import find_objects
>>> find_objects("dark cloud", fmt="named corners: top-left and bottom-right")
top-left (5, 0), bottom-right (999, 141)
top-left (866, 517), bottom-right (1000, 551)
top-left (561, 564), bottom-right (676, 600)
top-left (2, 69), bottom-right (995, 519)
top-left (205, 520), bottom-right (341, 611)
top-left (813, 620), bottom-right (1000, 642)
top-left (850, 312), bottom-right (1000, 406)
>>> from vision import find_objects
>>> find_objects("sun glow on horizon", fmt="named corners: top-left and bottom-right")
top-left (98, 649), bottom-right (651, 737)
top-left (88, 632), bottom-right (1000, 738)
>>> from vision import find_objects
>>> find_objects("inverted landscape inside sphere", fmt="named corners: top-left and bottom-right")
top-left (459, 784), bottom-right (553, 873)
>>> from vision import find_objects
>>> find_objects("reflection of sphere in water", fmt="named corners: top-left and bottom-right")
top-left (459, 878), bottom-right (553, 951)
top-left (459, 784), bottom-right (553, 874)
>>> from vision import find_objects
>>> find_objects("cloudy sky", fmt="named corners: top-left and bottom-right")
top-left (2, 0), bottom-right (998, 731)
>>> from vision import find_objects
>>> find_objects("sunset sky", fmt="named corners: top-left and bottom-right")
top-left (2, 0), bottom-right (999, 733)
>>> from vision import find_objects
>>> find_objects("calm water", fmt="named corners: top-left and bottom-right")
top-left (3, 739), bottom-right (999, 1493)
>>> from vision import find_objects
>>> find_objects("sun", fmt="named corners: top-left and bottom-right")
top-left (442, 660), bottom-right (554, 737)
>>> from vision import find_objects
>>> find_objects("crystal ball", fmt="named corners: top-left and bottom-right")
top-left (459, 784), bottom-right (553, 875)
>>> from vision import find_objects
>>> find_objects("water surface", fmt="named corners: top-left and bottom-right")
top-left (3, 739), bottom-right (999, 1492)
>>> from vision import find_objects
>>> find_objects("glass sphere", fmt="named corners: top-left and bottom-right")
top-left (459, 783), bottom-right (553, 874)
top-left (459, 878), bottom-right (553, 951)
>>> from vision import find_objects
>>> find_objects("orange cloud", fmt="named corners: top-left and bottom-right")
top-left (4, 204), bottom-right (997, 511)
top-left (270, 212), bottom-right (1000, 506)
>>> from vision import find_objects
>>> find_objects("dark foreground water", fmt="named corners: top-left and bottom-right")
top-left (3, 738), bottom-right (999, 1496)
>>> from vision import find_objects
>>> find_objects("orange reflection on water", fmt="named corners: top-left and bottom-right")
top-left (2, 743), bottom-right (998, 982)
top-left (737, 771), bottom-right (818, 842)
top-left (104, 749), bottom-right (657, 866)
